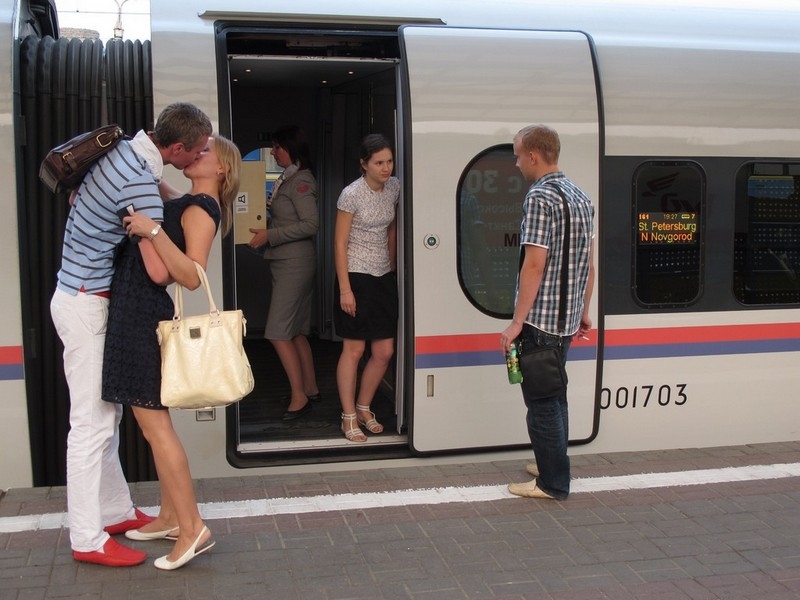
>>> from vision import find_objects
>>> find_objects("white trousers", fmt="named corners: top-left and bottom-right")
top-left (50, 288), bottom-right (135, 551)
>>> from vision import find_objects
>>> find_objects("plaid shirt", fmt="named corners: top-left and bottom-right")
top-left (518, 172), bottom-right (594, 336)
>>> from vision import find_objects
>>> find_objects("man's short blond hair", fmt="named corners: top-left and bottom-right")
top-left (516, 125), bottom-right (560, 165)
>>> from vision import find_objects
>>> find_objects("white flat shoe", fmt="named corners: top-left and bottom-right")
top-left (125, 526), bottom-right (179, 541)
top-left (153, 526), bottom-right (215, 570)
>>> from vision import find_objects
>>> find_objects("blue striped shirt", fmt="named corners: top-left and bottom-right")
top-left (518, 172), bottom-right (594, 336)
top-left (56, 139), bottom-right (164, 294)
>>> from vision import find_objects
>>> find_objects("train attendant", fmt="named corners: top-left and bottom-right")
top-left (248, 125), bottom-right (321, 420)
top-left (500, 125), bottom-right (595, 500)
top-left (49, 102), bottom-right (212, 567)
top-left (104, 135), bottom-right (241, 570)
top-left (334, 134), bottom-right (400, 442)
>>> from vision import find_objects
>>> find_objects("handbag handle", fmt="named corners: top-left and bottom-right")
top-left (171, 262), bottom-right (222, 328)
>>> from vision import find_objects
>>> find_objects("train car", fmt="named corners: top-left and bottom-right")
top-left (1, 0), bottom-right (31, 489)
top-left (6, 0), bottom-right (800, 487)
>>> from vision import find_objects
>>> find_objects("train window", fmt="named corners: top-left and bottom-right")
top-left (733, 163), bottom-right (800, 305)
top-left (457, 145), bottom-right (523, 317)
top-left (633, 162), bottom-right (705, 307)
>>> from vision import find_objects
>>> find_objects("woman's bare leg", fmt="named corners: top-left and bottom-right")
top-left (132, 407), bottom-right (210, 561)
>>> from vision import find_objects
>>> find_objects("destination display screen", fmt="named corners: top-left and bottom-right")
top-left (637, 211), bottom-right (698, 244)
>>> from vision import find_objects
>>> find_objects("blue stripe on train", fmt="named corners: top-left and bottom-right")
top-left (0, 364), bottom-right (24, 381)
top-left (416, 345), bottom-right (597, 369)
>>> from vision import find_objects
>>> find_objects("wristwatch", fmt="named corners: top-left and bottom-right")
top-left (148, 224), bottom-right (162, 240)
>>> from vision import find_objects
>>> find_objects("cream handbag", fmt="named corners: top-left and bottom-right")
top-left (158, 262), bottom-right (254, 409)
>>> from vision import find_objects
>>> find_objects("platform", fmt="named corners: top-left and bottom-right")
top-left (2, 442), bottom-right (800, 599)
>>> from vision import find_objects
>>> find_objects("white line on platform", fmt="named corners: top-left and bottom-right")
top-left (2, 462), bottom-right (799, 534)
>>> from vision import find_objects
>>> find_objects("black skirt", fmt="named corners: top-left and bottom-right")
top-left (334, 272), bottom-right (398, 340)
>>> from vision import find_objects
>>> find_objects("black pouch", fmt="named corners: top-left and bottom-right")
top-left (518, 341), bottom-right (567, 400)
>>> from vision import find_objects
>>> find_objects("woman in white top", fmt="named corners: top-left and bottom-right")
top-left (333, 134), bottom-right (400, 442)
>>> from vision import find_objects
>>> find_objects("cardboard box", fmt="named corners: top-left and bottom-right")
top-left (234, 161), bottom-right (268, 245)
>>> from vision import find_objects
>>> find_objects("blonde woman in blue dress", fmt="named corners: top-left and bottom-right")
top-left (104, 135), bottom-right (241, 569)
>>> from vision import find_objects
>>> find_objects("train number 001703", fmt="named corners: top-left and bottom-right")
top-left (599, 384), bottom-right (687, 409)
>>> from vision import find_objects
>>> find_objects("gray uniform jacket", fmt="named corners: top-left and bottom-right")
top-left (263, 168), bottom-right (319, 260)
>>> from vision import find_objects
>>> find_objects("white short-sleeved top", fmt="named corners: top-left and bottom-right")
top-left (337, 176), bottom-right (400, 277)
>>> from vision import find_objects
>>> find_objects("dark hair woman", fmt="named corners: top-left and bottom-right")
top-left (247, 126), bottom-right (321, 420)
top-left (333, 133), bottom-right (400, 442)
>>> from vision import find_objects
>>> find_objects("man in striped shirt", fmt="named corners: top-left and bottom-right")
top-left (50, 103), bottom-right (212, 567)
top-left (500, 125), bottom-right (595, 501)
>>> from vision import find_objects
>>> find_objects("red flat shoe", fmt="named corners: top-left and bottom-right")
top-left (73, 537), bottom-right (147, 567)
top-left (104, 508), bottom-right (155, 535)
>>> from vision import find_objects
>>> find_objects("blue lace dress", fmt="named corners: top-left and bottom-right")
top-left (102, 193), bottom-right (220, 409)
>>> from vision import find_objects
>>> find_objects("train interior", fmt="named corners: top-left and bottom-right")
top-left (222, 26), bottom-right (410, 463)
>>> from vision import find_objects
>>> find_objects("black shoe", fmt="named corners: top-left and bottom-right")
top-left (282, 394), bottom-right (322, 403)
top-left (282, 401), bottom-right (312, 421)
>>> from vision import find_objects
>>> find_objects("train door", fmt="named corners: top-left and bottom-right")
top-left (399, 27), bottom-right (602, 452)
top-left (223, 28), bottom-right (409, 461)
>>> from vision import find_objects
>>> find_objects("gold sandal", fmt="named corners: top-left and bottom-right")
top-left (341, 412), bottom-right (367, 442)
top-left (356, 404), bottom-right (384, 434)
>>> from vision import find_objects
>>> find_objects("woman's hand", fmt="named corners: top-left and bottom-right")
top-left (123, 210), bottom-right (158, 239)
top-left (248, 228), bottom-right (267, 248)
top-left (340, 290), bottom-right (356, 317)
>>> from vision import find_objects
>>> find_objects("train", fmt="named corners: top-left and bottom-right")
top-left (3, 0), bottom-right (800, 489)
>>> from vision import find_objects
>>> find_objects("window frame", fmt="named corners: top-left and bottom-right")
top-left (631, 160), bottom-right (706, 309)
top-left (733, 161), bottom-right (800, 306)
top-left (456, 143), bottom-right (524, 319)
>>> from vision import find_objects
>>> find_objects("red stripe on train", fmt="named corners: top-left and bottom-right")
top-left (416, 323), bottom-right (800, 354)
top-left (416, 331), bottom-right (596, 353)
top-left (0, 346), bottom-right (23, 364)
top-left (604, 323), bottom-right (800, 346)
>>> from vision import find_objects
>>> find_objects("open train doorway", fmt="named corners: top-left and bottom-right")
top-left (221, 26), bottom-right (408, 464)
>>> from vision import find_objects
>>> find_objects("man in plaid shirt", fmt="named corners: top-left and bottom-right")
top-left (500, 125), bottom-right (595, 500)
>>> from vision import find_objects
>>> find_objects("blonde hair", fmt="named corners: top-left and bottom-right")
top-left (516, 125), bottom-right (561, 165)
top-left (212, 135), bottom-right (241, 237)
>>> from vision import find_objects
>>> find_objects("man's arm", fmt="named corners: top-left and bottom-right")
top-left (577, 242), bottom-right (595, 338)
top-left (501, 243), bottom-right (547, 352)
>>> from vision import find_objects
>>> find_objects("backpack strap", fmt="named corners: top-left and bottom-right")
top-left (517, 182), bottom-right (571, 332)
top-left (548, 184), bottom-right (571, 332)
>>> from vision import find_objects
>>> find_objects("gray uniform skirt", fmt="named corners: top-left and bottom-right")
top-left (264, 255), bottom-right (316, 340)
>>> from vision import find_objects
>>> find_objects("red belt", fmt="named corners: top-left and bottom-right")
top-left (79, 286), bottom-right (111, 298)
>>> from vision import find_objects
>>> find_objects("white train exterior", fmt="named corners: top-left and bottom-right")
top-left (4, 0), bottom-right (800, 488)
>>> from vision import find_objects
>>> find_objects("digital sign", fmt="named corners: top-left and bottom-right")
top-left (638, 212), bottom-right (698, 244)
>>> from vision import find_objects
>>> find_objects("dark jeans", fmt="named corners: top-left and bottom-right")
top-left (517, 325), bottom-right (572, 500)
